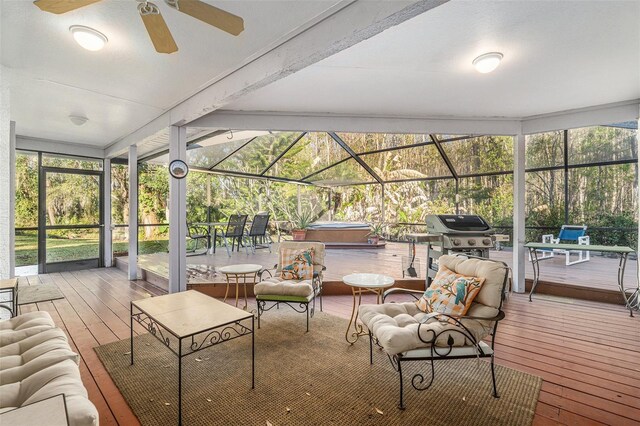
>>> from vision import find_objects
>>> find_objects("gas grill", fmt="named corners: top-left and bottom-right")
top-left (424, 214), bottom-right (495, 285)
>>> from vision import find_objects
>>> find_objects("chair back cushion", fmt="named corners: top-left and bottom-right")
top-left (437, 255), bottom-right (508, 318)
top-left (415, 265), bottom-right (484, 316)
top-left (280, 248), bottom-right (314, 281)
top-left (278, 241), bottom-right (325, 274)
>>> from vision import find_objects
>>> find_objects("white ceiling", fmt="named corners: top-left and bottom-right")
top-left (225, 0), bottom-right (640, 119)
top-left (1, 0), bottom-right (342, 147)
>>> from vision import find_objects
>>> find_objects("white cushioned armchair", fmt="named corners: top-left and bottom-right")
top-left (254, 241), bottom-right (325, 332)
top-left (358, 254), bottom-right (509, 409)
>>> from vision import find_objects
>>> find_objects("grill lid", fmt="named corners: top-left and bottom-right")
top-left (426, 214), bottom-right (493, 233)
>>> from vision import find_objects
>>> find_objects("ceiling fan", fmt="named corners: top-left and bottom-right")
top-left (33, 0), bottom-right (244, 54)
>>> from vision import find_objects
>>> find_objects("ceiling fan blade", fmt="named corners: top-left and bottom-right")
top-left (33, 0), bottom-right (101, 14)
top-left (139, 3), bottom-right (178, 54)
top-left (170, 0), bottom-right (244, 36)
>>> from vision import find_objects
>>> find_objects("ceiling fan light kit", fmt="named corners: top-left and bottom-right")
top-left (34, 0), bottom-right (244, 54)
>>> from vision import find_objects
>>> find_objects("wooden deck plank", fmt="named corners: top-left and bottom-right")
top-left (9, 266), bottom-right (638, 426)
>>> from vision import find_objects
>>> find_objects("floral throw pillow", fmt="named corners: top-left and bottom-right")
top-left (415, 265), bottom-right (485, 316)
top-left (280, 248), bottom-right (315, 281)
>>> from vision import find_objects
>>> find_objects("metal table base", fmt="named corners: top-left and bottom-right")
top-left (130, 301), bottom-right (254, 425)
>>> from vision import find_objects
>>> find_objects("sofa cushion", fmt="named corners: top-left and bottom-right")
top-left (359, 302), bottom-right (492, 356)
top-left (0, 358), bottom-right (98, 426)
top-left (0, 312), bottom-right (56, 346)
top-left (415, 265), bottom-right (484, 316)
top-left (254, 277), bottom-right (314, 299)
top-left (0, 327), bottom-right (68, 359)
top-left (0, 328), bottom-right (79, 385)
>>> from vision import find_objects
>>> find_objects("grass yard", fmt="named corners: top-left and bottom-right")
top-left (15, 232), bottom-right (169, 267)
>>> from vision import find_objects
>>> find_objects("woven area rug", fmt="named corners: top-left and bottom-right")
top-left (95, 309), bottom-right (541, 426)
top-left (17, 285), bottom-right (64, 305)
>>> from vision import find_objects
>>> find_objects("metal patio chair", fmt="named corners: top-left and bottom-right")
top-left (254, 241), bottom-right (326, 332)
top-left (245, 212), bottom-right (272, 253)
top-left (359, 254), bottom-right (509, 409)
top-left (213, 214), bottom-right (250, 257)
top-left (186, 222), bottom-right (210, 256)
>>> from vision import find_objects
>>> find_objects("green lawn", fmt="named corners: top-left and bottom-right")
top-left (15, 233), bottom-right (169, 267)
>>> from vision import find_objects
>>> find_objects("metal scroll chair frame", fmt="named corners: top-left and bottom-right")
top-left (370, 255), bottom-right (510, 409)
top-left (255, 242), bottom-right (326, 332)
top-left (213, 214), bottom-right (250, 257)
top-left (246, 213), bottom-right (272, 253)
top-left (256, 268), bottom-right (324, 332)
top-left (186, 223), bottom-right (210, 256)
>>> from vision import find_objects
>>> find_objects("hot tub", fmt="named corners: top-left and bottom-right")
top-left (304, 222), bottom-right (383, 248)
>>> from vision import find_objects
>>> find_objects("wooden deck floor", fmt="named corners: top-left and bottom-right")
top-left (14, 267), bottom-right (640, 426)
top-left (118, 241), bottom-right (638, 298)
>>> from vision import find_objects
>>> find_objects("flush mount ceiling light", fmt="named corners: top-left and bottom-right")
top-left (69, 25), bottom-right (108, 51)
top-left (69, 115), bottom-right (89, 126)
top-left (472, 52), bottom-right (503, 73)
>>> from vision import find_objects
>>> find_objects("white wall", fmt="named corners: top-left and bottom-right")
top-left (0, 65), bottom-right (15, 279)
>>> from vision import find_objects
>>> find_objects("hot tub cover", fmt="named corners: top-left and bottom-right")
top-left (306, 222), bottom-right (370, 230)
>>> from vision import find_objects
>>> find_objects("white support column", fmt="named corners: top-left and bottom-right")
top-left (103, 158), bottom-right (112, 267)
top-left (128, 146), bottom-right (138, 280)
top-left (512, 133), bottom-right (526, 293)
top-left (637, 107), bottom-right (639, 283)
top-left (0, 68), bottom-right (14, 279)
top-left (381, 184), bottom-right (386, 223)
top-left (168, 126), bottom-right (187, 293)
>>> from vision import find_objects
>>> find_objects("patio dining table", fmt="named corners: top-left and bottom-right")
top-left (192, 221), bottom-right (248, 254)
top-left (525, 242), bottom-right (638, 316)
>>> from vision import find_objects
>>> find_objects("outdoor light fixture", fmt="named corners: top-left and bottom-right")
top-left (472, 52), bottom-right (503, 73)
top-left (69, 115), bottom-right (89, 126)
top-left (69, 25), bottom-right (108, 51)
top-left (169, 159), bottom-right (189, 179)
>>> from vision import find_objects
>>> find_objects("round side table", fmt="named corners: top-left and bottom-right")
top-left (343, 273), bottom-right (394, 344)
top-left (218, 264), bottom-right (262, 310)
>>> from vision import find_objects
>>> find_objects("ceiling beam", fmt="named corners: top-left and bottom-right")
top-left (190, 110), bottom-right (522, 135)
top-left (16, 135), bottom-right (105, 158)
top-left (104, 0), bottom-right (450, 158)
top-left (521, 99), bottom-right (640, 134)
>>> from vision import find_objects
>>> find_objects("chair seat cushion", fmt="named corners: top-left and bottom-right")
top-left (254, 277), bottom-right (314, 299)
top-left (359, 302), bottom-right (491, 356)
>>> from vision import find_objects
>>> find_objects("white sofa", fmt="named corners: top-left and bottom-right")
top-left (0, 311), bottom-right (99, 425)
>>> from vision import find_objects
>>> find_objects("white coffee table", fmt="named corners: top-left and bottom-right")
top-left (343, 273), bottom-right (395, 344)
top-left (218, 264), bottom-right (262, 310)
